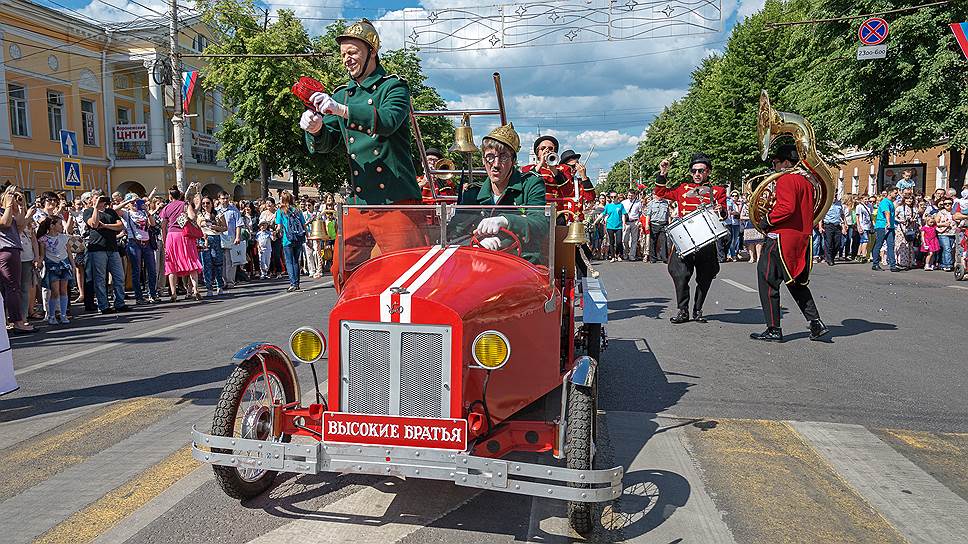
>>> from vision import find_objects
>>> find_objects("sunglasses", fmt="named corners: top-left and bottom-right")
top-left (690, 168), bottom-right (707, 174)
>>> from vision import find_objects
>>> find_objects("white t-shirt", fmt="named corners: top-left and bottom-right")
top-left (41, 233), bottom-right (70, 262)
top-left (124, 209), bottom-right (151, 241)
top-left (20, 231), bottom-right (34, 261)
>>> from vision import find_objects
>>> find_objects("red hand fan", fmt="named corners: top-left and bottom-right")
top-left (292, 76), bottom-right (326, 111)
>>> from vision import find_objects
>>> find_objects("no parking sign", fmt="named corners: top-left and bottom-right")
top-left (857, 17), bottom-right (889, 60)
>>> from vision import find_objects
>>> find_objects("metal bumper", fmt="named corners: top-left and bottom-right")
top-left (191, 427), bottom-right (623, 502)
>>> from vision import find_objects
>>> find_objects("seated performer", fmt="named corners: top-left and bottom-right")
top-left (751, 143), bottom-right (829, 342)
top-left (298, 19), bottom-right (425, 284)
top-left (459, 123), bottom-right (548, 264)
top-left (655, 154), bottom-right (727, 324)
top-left (418, 147), bottom-right (457, 203)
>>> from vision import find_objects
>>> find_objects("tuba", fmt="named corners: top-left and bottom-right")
top-left (748, 90), bottom-right (835, 233)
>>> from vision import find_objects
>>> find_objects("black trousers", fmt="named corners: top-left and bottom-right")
top-left (648, 223), bottom-right (668, 263)
top-left (757, 238), bottom-right (820, 328)
top-left (822, 223), bottom-right (842, 264)
top-left (668, 242), bottom-right (719, 312)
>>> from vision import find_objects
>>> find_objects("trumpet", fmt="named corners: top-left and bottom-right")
top-left (434, 158), bottom-right (456, 181)
top-left (545, 152), bottom-right (559, 166)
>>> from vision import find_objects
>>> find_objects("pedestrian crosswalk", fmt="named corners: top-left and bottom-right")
top-left (2, 398), bottom-right (967, 543)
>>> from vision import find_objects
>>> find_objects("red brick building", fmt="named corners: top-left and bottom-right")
top-left (833, 145), bottom-right (964, 196)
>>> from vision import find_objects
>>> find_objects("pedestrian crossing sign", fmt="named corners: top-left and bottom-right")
top-left (61, 158), bottom-right (82, 189)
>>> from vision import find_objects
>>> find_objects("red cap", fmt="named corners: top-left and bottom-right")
top-left (292, 76), bottom-right (326, 111)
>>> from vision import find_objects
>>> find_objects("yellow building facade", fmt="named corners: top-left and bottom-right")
top-left (1, 0), bottom-right (257, 201)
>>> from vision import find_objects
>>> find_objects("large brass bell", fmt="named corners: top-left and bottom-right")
top-left (308, 218), bottom-right (328, 240)
top-left (557, 210), bottom-right (588, 245)
top-left (450, 113), bottom-right (478, 154)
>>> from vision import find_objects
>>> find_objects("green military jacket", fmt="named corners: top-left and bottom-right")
top-left (304, 65), bottom-right (421, 205)
top-left (461, 169), bottom-right (549, 263)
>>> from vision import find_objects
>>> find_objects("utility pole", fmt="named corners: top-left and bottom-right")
top-left (259, 7), bottom-right (270, 200)
top-left (169, 0), bottom-right (186, 192)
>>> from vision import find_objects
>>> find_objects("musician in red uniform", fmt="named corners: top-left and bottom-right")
top-left (522, 136), bottom-right (575, 201)
top-left (750, 144), bottom-right (828, 342)
top-left (559, 149), bottom-right (597, 208)
top-left (418, 148), bottom-right (457, 203)
top-left (655, 153), bottom-right (727, 324)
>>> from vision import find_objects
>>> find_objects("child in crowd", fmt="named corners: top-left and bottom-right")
top-left (36, 216), bottom-right (74, 324)
top-left (921, 217), bottom-right (940, 271)
top-left (256, 222), bottom-right (273, 279)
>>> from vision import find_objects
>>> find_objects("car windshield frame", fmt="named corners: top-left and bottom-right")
top-left (337, 204), bottom-right (555, 286)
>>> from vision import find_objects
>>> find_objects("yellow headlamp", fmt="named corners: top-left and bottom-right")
top-left (289, 327), bottom-right (326, 364)
top-left (472, 330), bottom-right (510, 370)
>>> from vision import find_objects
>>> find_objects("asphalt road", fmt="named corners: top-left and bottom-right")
top-left (2, 259), bottom-right (967, 544)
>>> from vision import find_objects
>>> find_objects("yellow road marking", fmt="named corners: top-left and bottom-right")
top-left (0, 397), bottom-right (181, 502)
top-left (35, 445), bottom-right (200, 544)
top-left (685, 418), bottom-right (906, 544)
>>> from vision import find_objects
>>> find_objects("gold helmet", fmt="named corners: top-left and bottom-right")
top-left (483, 123), bottom-right (521, 153)
top-left (337, 18), bottom-right (380, 52)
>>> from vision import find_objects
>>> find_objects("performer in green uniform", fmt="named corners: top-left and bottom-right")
top-left (299, 19), bottom-right (425, 284)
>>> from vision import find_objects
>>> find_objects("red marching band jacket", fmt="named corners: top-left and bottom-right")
top-left (765, 171), bottom-right (815, 284)
top-left (418, 175), bottom-right (457, 204)
top-left (652, 178), bottom-right (728, 218)
top-left (522, 163), bottom-right (596, 216)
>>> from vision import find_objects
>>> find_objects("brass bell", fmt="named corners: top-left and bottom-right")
top-left (450, 113), bottom-right (478, 154)
top-left (309, 218), bottom-right (328, 240)
top-left (563, 220), bottom-right (588, 245)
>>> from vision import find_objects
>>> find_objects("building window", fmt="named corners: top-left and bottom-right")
top-left (117, 107), bottom-right (130, 125)
top-left (81, 99), bottom-right (98, 146)
top-left (8, 84), bottom-right (29, 137)
top-left (47, 90), bottom-right (65, 141)
top-left (192, 33), bottom-right (209, 52)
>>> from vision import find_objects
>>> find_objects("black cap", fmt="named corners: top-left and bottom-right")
top-left (425, 147), bottom-right (443, 159)
top-left (533, 135), bottom-right (559, 154)
top-left (770, 143), bottom-right (799, 163)
top-left (689, 153), bottom-right (713, 169)
top-left (559, 149), bottom-right (581, 164)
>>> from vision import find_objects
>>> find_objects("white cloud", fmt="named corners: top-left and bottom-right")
top-left (74, 1), bottom-right (167, 24)
top-left (737, 0), bottom-right (767, 21)
top-left (575, 130), bottom-right (642, 149)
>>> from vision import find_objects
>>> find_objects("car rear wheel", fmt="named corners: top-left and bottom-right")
top-left (566, 379), bottom-right (597, 535)
top-left (211, 358), bottom-right (295, 500)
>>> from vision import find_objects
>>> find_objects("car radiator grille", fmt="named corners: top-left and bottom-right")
top-left (341, 322), bottom-right (452, 418)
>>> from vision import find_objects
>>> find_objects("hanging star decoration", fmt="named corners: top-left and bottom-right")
top-left (489, 34), bottom-right (501, 47)
top-left (565, 29), bottom-right (581, 41)
top-left (660, 4), bottom-right (675, 17)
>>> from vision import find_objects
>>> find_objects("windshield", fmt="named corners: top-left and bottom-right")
top-left (338, 204), bottom-right (554, 276)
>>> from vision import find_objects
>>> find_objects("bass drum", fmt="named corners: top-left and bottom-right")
top-left (666, 206), bottom-right (728, 257)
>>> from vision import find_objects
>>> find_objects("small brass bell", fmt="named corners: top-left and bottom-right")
top-left (563, 220), bottom-right (588, 245)
top-left (450, 113), bottom-right (478, 154)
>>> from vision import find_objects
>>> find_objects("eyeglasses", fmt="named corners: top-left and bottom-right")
top-left (483, 153), bottom-right (514, 164)
top-left (690, 168), bottom-right (707, 174)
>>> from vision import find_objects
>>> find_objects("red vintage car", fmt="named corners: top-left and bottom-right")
top-left (191, 203), bottom-right (617, 534)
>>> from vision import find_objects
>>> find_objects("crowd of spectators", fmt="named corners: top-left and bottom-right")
top-left (582, 178), bottom-right (968, 274)
top-left (0, 184), bottom-right (341, 334)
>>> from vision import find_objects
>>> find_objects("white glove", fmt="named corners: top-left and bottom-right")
top-left (311, 92), bottom-right (344, 116)
top-left (476, 215), bottom-right (509, 235)
top-left (478, 236), bottom-right (502, 251)
top-left (300, 110), bottom-right (322, 134)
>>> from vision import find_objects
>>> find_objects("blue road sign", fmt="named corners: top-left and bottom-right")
top-left (59, 129), bottom-right (78, 157)
top-left (61, 158), bottom-right (82, 189)
top-left (859, 17), bottom-right (889, 46)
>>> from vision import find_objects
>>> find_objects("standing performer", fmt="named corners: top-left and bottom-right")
top-left (654, 154), bottom-right (727, 324)
top-left (298, 18), bottom-right (424, 284)
top-left (522, 136), bottom-right (575, 201)
top-left (418, 148), bottom-right (457, 203)
top-left (751, 144), bottom-right (828, 342)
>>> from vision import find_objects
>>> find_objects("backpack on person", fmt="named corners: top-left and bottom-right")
top-left (284, 209), bottom-right (306, 243)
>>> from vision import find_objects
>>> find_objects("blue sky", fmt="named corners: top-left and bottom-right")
top-left (55, 0), bottom-right (766, 180)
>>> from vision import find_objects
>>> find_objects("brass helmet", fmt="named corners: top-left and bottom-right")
top-left (483, 123), bottom-right (521, 154)
top-left (337, 18), bottom-right (380, 52)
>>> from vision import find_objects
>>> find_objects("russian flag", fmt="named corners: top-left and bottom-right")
top-left (181, 71), bottom-right (199, 112)
top-left (952, 22), bottom-right (968, 61)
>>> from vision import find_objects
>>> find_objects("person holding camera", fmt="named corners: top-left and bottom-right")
top-left (84, 195), bottom-right (130, 314)
top-left (121, 191), bottom-right (159, 303)
top-left (0, 189), bottom-right (35, 332)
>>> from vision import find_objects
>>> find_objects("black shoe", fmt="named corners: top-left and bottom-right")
top-left (750, 328), bottom-right (783, 342)
top-left (115, 305), bottom-right (132, 312)
top-left (809, 319), bottom-right (829, 340)
top-left (872, 265), bottom-right (883, 271)
top-left (670, 310), bottom-right (690, 324)
top-left (99, 308), bottom-right (117, 315)
top-left (890, 267), bottom-right (901, 272)
top-left (692, 310), bottom-right (707, 323)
